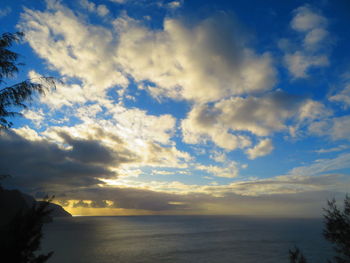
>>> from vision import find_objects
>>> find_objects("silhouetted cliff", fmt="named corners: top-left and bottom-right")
top-left (0, 187), bottom-right (71, 225)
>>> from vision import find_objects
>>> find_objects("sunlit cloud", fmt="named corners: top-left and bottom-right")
top-left (281, 5), bottom-right (330, 78)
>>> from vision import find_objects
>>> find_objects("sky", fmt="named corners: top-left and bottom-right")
top-left (1, 0), bottom-right (350, 217)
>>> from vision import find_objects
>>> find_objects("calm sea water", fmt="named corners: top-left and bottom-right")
top-left (41, 216), bottom-right (333, 263)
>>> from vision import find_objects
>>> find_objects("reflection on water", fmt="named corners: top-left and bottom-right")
top-left (42, 216), bottom-right (333, 263)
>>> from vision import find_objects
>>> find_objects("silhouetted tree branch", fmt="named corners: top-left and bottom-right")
top-left (289, 247), bottom-right (308, 263)
top-left (289, 195), bottom-right (350, 263)
top-left (0, 32), bottom-right (57, 129)
top-left (324, 195), bottom-right (350, 263)
top-left (0, 195), bottom-right (54, 263)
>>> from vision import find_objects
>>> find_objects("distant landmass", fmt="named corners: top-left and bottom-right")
top-left (0, 187), bottom-right (71, 225)
top-left (37, 201), bottom-right (72, 218)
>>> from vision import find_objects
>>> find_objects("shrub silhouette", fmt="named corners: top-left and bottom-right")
top-left (289, 195), bottom-right (350, 263)
top-left (0, 196), bottom-right (54, 263)
top-left (0, 32), bottom-right (56, 129)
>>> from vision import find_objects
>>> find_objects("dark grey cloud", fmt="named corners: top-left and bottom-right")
top-left (66, 187), bottom-right (190, 211)
top-left (73, 200), bottom-right (90, 208)
top-left (60, 132), bottom-right (136, 165)
top-left (0, 131), bottom-right (137, 192)
top-left (53, 184), bottom-right (346, 217)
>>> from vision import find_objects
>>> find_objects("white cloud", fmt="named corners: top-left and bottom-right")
top-left (315, 145), bottom-right (349, 154)
top-left (297, 99), bottom-right (331, 121)
top-left (115, 13), bottom-right (276, 103)
top-left (329, 82), bottom-right (350, 109)
top-left (246, 139), bottom-right (273, 159)
top-left (97, 5), bottom-right (109, 16)
top-left (80, 0), bottom-right (96, 12)
top-left (22, 109), bottom-right (45, 127)
top-left (80, 0), bottom-right (109, 16)
top-left (19, 4), bottom-right (276, 108)
top-left (181, 103), bottom-right (252, 151)
top-left (284, 52), bottom-right (328, 78)
top-left (108, 105), bottom-right (176, 145)
top-left (16, 1), bottom-right (339, 168)
top-left (225, 174), bottom-right (349, 196)
top-left (104, 172), bottom-right (349, 199)
top-left (291, 5), bottom-right (327, 33)
top-left (309, 115), bottom-right (350, 141)
top-left (109, 0), bottom-right (126, 3)
top-left (14, 126), bottom-right (42, 141)
top-left (19, 2), bottom-right (127, 99)
top-left (304, 28), bottom-right (328, 48)
top-left (152, 170), bottom-right (174, 175)
top-left (181, 92), bottom-right (327, 152)
top-left (195, 162), bottom-right (240, 178)
top-left (209, 150), bottom-right (227, 163)
top-left (282, 5), bottom-right (330, 78)
top-left (167, 1), bottom-right (182, 9)
top-left (289, 152), bottom-right (350, 177)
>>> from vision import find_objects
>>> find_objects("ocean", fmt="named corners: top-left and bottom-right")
top-left (41, 216), bottom-right (333, 263)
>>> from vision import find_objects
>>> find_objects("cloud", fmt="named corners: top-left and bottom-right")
top-left (315, 145), bottom-right (349, 154)
top-left (181, 91), bottom-right (328, 153)
top-left (67, 186), bottom-right (190, 211)
top-left (143, 142), bottom-right (192, 168)
top-left (115, 12), bottom-right (276, 103)
top-left (329, 81), bottom-right (350, 109)
top-left (284, 51), bottom-right (328, 78)
top-left (291, 5), bottom-right (327, 31)
top-left (291, 5), bottom-right (328, 48)
top-left (22, 109), bottom-right (45, 127)
top-left (282, 5), bottom-right (330, 78)
top-left (61, 132), bottom-right (132, 165)
top-left (42, 116), bottom-right (189, 170)
top-left (73, 200), bottom-right (90, 208)
top-left (108, 105), bottom-right (176, 145)
top-left (289, 152), bottom-right (350, 176)
top-left (17, 2), bottom-right (283, 159)
top-left (195, 162), bottom-right (240, 178)
top-left (0, 115), bottom-right (193, 193)
top-left (80, 0), bottom-right (109, 16)
top-left (53, 173), bottom-right (349, 216)
top-left (309, 115), bottom-right (350, 141)
top-left (19, 2), bottom-right (128, 98)
top-left (19, 3), bottom-right (276, 105)
top-left (181, 103), bottom-right (252, 151)
top-left (3, 127), bottom-right (346, 216)
top-left (151, 170), bottom-right (175, 175)
top-left (209, 150), bottom-right (227, 163)
top-left (0, 130), bottom-right (131, 191)
top-left (167, 1), bottom-right (183, 9)
top-left (5, 120), bottom-right (193, 195)
top-left (223, 174), bottom-right (349, 197)
top-left (246, 139), bottom-right (273, 159)
top-left (25, 100), bottom-right (190, 170)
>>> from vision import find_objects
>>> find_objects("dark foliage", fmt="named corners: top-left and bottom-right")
top-left (289, 247), bottom-right (308, 263)
top-left (323, 195), bottom-right (350, 263)
top-left (289, 196), bottom-right (350, 263)
top-left (0, 32), bottom-right (56, 129)
top-left (0, 198), bottom-right (54, 263)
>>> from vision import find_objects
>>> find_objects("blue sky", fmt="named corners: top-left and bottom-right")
top-left (1, 0), bottom-right (350, 216)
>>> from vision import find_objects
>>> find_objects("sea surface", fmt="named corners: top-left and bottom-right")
top-left (41, 216), bottom-right (333, 263)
